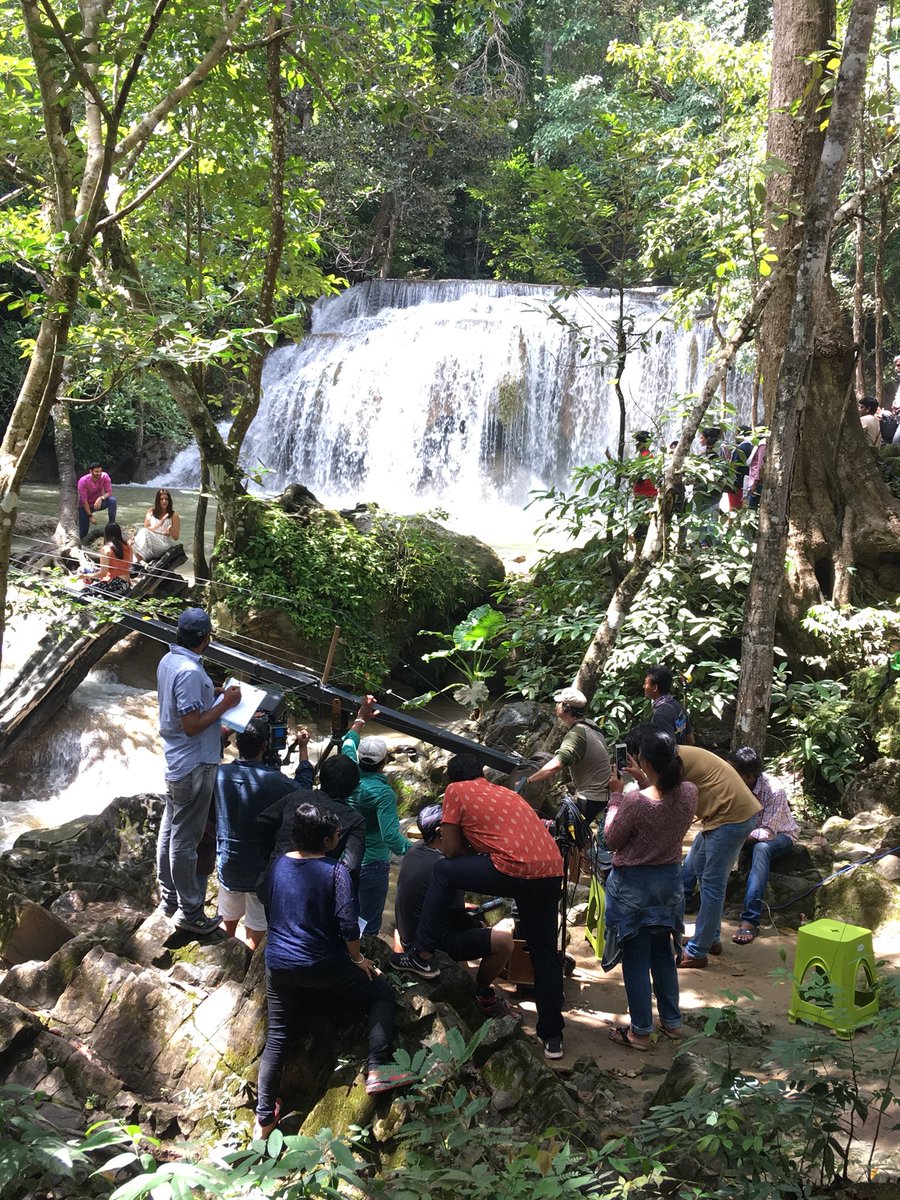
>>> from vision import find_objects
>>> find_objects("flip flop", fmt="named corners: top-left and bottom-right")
top-left (732, 924), bottom-right (757, 945)
top-left (607, 1025), bottom-right (651, 1052)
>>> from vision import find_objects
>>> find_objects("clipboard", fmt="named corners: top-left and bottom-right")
top-left (219, 677), bottom-right (269, 733)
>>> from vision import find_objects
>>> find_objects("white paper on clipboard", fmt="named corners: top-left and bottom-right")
top-left (219, 677), bottom-right (269, 733)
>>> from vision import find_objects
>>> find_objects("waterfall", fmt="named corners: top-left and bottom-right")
top-left (148, 418), bottom-right (232, 488)
top-left (240, 280), bottom-right (750, 533)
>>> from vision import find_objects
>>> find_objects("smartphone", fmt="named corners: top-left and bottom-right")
top-left (615, 743), bottom-right (628, 772)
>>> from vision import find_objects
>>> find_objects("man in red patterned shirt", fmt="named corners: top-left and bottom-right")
top-left (390, 754), bottom-right (567, 1059)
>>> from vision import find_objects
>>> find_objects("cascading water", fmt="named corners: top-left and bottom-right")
top-left (239, 280), bottom-right (750, 535)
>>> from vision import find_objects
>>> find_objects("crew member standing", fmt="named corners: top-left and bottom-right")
top-left (157, 607), bottom-right (241, 936)
top-left (523, 686), bottom-right (611, 822)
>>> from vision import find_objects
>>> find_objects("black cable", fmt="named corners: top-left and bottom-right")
top-left (768, 842), bottom-right (900, 911)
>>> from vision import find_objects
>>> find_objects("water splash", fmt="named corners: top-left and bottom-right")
top-left (148, 418), bottom-right (232, 488)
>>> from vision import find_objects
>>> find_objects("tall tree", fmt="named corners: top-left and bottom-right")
top-left (733, 0), bottom-right (880, 752)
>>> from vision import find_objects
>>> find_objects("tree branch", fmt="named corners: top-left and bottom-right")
top-left (112, 0), bottom-right (170, 123)
top-left (114, 0), bottom-right (254, 163)
top-left (20, 0), bottom-right (75, 225)
top-left (95, 143), bottom-right (193, 229)
top-left (36, 0), bottom-right (113, 124)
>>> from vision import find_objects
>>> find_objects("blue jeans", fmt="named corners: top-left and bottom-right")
top-left (682, 814), bottom-right (760, 957)
top-left (740, 834), bottom-right (793, 926)
top-left (358, 860), bottom-right (390, 936)
top-left (78, 494), bottom-right (116, 538)
top-left (414, 853), bottom-right (564, 1040)
top-left (621, 926), bottom-right (681, 1035)
top-left (257, 960), bottom-right (394, 1125)
top-left (157, 762), bottom-right (218, 923)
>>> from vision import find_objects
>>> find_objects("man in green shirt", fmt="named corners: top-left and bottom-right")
top-left (342, 695), bottom-right (411, 936)
top-left (524, 686), bottom-right (611, 822)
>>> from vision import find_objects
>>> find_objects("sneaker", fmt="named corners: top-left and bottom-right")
top-left (176, 913), bottom-right (222, 936)
top-left (475, 989), bottom-right (521, 1021)
top-left (388, 950), bottom-right (441, 979)
top-left (365, 1064), bottom-right (420, 1095)
top-left (155, 902), bottom-right (177, 919)
top-left (542, 1037), bottom-right (564, 1060)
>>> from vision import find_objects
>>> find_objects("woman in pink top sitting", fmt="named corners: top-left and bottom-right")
top-left (603, 727), bottom-right (697, 1050)
top-left (80, 522), bottom-right (133, 599)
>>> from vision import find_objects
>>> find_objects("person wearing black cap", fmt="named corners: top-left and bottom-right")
top-left (156, 607), bottom-right (242, 935)
top-left (393, 804), bottom-right (516, 1019)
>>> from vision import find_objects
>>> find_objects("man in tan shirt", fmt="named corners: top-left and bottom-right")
top-left (678, 745), bottom-right (761, 968)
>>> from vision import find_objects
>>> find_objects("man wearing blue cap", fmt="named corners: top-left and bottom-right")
top-left (156, 607), bottom-right (242, 935)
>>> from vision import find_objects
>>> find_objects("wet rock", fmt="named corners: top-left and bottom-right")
top-left (0, 895), bottom-right (75, 965)
top-left (0, 932), bottom-right (96, 1010)
top-left (476, 702), bottom-right (556, 759)
top-left (49, 945), bottom-right (140, 1037)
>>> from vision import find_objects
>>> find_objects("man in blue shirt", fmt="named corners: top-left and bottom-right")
top-left (215, 715), bottom-right (298, 950)
top-left (157, 607), bottom-right (241, 935)
top-left (643, 665), bottom-right (694, 745)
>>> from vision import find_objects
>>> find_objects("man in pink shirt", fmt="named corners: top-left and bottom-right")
top-left (77, 462), bottom-right (117, 539)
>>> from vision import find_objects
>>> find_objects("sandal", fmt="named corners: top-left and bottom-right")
top-left (607, 1025), bottom-right (651, 1052)
top-left (253, 1097), bottom-right (282, 1139)
top-left (655, 1023), bottom-right (684, 1040)
top-left (732, 924), bottom-right (757, 945)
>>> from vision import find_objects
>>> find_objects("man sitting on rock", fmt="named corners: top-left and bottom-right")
top-left (728, 747), bottom-right (798, 945)
top-left (393, 803), bottom-right (516, 1019)
top-left (214, 715), bottom-right (299, 951)
top-left (390, 754), bottom-right (566, 1060)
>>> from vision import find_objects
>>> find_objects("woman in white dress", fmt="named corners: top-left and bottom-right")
top-left (132, 489), bottom-right (181, 562)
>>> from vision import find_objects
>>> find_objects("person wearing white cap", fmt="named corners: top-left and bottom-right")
top-left (522, 686), bottom-right (611, 821)
top-left (341, 695), bottom-right (411, 936)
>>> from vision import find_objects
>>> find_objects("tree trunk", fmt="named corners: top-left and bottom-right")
top-left (194, 454), bottom-right (211, 581)
top-left (573, 262), bottom-right (787, 701)
top-left (873, 189), bottom-right (887, 406)
top-left (733, 0), bottom-right (880, 753)
top-left (229, 0), bottom-right (288, 456)
top-left (756, 0), bottom-right (834, 423)
top-left (51, 394), bottom-right (80, 549)
top-left (853, 130), bottom-right (866, 398)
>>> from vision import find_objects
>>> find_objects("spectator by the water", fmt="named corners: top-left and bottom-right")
top-left (132, 489), bottom-right (181, 562)
top-left (77, 462), bottom-right (116, 540)
top-left (79, 522), bottom-right (132, 598)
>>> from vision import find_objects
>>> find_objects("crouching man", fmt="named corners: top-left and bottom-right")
top-left (393, 804), bottom-right (516, 1020)
top-left (390, 754), bottom-right (566, 1060)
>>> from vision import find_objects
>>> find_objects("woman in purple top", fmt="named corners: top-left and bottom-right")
top-left (603, 729), bottom-right (697, 1050)
top-left (254, 802), bottom-right (417, 1138)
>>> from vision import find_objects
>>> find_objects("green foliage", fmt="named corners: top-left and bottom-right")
top-left (406, 604), bottom-right (505, 714)
top-left (769, 673), bottom-right (872, 799)
top-left (216, 507), bottom-right (485, 688)
top-left (498, 448), bottom-right (752, 735)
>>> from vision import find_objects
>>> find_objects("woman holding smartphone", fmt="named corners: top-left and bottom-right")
top-left (603, 727), bottom-right (697, 1049)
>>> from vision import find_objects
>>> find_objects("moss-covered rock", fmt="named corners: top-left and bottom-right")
top-left (215, 502), bottom-right (504, 687)
top-left (815, 865), bottom-right (900, 932)
top-left (843, 758), bottom-right (900, 816)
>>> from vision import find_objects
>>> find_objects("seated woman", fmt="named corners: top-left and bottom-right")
top-left (132, 489), bottom-right (180, 562)
top-left (603, 728), bottom-right (697, 1050)
top-left (79, 522), bottom-right (132, 598)
top-left (255, 802), bottom-right (417, 1139)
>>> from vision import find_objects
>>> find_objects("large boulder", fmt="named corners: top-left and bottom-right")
top-left (843, 759), bottom-right (900, 816)
top-left (213, 503), bottom-right (504, 685)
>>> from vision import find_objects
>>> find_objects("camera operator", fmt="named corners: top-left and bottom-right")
top-left (393, 804), bottom-right (516, 1020)
top-left (214, 715), bottom-right (300, 950)
top-left (522, 687), bottom-right (611, 823)
top-left (390, 755), bottom-right (566, 1060)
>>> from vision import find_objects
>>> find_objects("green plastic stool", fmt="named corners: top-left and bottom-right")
top-left (788, 918), bottom-right (878, 1038)
top-left (584, 873), bottom-right (605, 959)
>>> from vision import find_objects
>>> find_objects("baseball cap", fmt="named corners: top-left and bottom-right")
top-left (358, 735), bottom-right (388, 765)
top-left (553, 686), bottom-right (587, 708)
top-left (417, 804), bottom-right (443, 844)
top-left (177, 607), bottom-right (212, 639)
